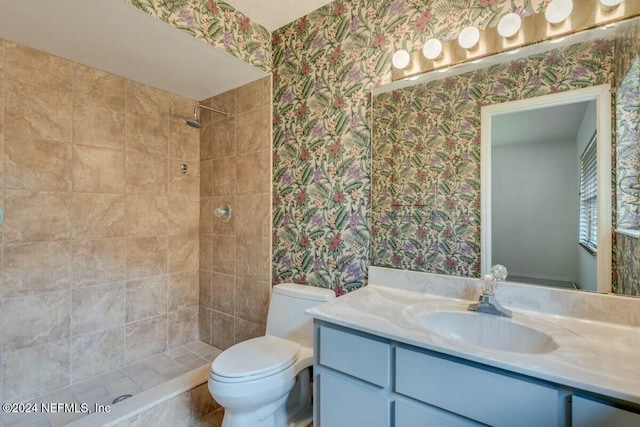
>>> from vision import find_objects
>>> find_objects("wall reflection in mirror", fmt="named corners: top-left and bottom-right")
top-left (371, 17), bottom-right (640, 295)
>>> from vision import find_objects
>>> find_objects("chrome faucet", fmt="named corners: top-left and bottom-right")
top-left (468, 265), bottom-right (512, 318)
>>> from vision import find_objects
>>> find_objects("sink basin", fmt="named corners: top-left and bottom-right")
top-left (418, 311), bottom-right (557, 354)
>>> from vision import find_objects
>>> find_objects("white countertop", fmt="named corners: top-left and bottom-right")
top-left (307, 269), bottom-right (640, 405)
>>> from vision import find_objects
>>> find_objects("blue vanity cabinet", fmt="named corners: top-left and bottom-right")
top-left (572, 395), bottom-right (640, 427)
top-left (314, 320), bottom-right (637, 427)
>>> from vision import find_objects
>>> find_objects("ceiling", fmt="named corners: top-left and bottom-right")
top-left (225, 0), bottom-right (334, 32)
top-left (492, 101), bottom-right (592, 148)
top-left (0, 0), bottom-right (330, 100)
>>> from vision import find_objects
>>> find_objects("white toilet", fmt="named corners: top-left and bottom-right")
top-left (208, 283), bottom-right (335, 427)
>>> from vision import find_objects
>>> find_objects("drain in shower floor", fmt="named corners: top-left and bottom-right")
top-left (112, 394), bottom-right (133, 404)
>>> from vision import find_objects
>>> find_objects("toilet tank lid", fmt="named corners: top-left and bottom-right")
top-left (273, 283), bottom-right (335, 301)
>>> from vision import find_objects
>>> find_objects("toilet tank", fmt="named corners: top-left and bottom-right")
top-left (266, 283), bottom-right (335, 348)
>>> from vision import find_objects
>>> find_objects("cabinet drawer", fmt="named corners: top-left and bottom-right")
top-left (395, 399), bottom-right (485, 427)
top-left (319, 372), bottom-right (390, 427)
top-left (396, 347), bottom-right (558, 427)
top-left (319, 325), bottom-right (390, 387)
top-left (572, 395), bottom-right (640, 427)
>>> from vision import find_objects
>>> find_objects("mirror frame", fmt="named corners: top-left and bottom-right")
top-left (480, 84), bottom-right (612, 293)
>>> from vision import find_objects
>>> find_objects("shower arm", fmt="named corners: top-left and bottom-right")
top-left (193, 104), bottom-right (228, 117)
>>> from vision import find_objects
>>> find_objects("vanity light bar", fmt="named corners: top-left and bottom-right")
top-left (391, 0), bottom-right (640, 81)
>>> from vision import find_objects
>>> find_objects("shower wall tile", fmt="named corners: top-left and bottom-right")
top-left (199, 235), bottom-right (213, 272)
top-left (235, 278), bottom-right (269, 325)
top-left (211, 157), bottom-right (236, 196)
top-left (71, 193), bottom-right (126, 239)
top-left (4, 137), bottom-right (72, 191)
top-left (125, 315), bottom-right (168, 365)
top-left (212, 235), bottom-right (236, 276)
top-left (4, 42), bottom-right (72, 91)
top-left (199, 270), bottom-right (212, 308)
top-left (200, 196), bottom-right (214, 235)
top-left (168, 235), bottom-right (199, 273)
top-left (170, 94), bottom-right (196, 120)
top-left (73, 63), bottom-right (126, 109)
top-left (2, 339), bottom-right (70, 403)
top-left (236, 77), bottom-right (270, 113)
top-left (200, 125), bottom-right (214, 161)
top-left (236, 194), bottom-right (270, 238)
top-left (125, 275), bottom-right (168, 322)
top-left (71, 327), bottom-right (124, 383)
top-left (234, 318), bottom-right (265, 345)
top-left (211, 310), bottom-right (234, 351)
top-left (71, 282), bottom-right (125, 336)
top-left (72, 144), bottom-right (126, 193)
top-left (207, 91), bottom-right (236, 121)
top-left (199, 306), bottom-right (212, 344)
top-left (126, 112), bottom-right (169, 156)
top-left (211, 272), bottom-right (235, 316)
top-left (2, 241), bottom-right (73, 295)
top-left (126, 81), bottom-right (170, 117)
top-left (0, 290), bottom-right (70, 350)
top-left (3, 190), bottom-right (71, 242)
top-left (200, 160), bottom-right (213, 196)
top-left (73, 101), bottom-right (125, 150)
top-left (168, 271), bottom-right (199, 311)
top-left (4, 80), bottom-right (72, 142)
top-left (125, 195), bottom-right (168, 237)
top-left (236, 150), bottom-right (270, 194)
top-left (169, 195), bottom-right (199, 236)
top-left (72, 238), bottom-right (126, 286)
top-left (169, 158), bottom-right (199, 197)
top-left (237, 106), bottom-right (270, 154)
top-left (237, 238), bottom-right (270, 280)
top-left (211, 116), bottom-right (236, 159)
top-left (126, 150), bottom-right (168, 194)
top-left (169, 119), bottom-right (199, 160)
top-left (168, 306), bottom-right (199, 348)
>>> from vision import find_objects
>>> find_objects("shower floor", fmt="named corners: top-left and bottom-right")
top-left (0, 341), bottom-right (221, 427)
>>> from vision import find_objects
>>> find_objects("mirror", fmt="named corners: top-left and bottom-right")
top-left (371, 17), bottom-right (640, 294)
top-left (481, 86), bottom-right (612, 293)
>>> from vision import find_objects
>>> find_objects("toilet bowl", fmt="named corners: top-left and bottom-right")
top-left (208, 283), bottom-right (335, 427)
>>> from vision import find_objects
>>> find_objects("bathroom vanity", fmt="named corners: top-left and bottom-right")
top-left (308, 267), bottom-right (640, 427)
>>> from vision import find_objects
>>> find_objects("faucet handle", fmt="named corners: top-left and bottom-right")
top-left (490, 264), bottom-right (508, 281)
top-left (480, 274), bottom-right (497, 296)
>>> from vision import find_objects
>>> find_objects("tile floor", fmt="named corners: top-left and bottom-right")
top-left (0, 341), bottom-right (220, 427)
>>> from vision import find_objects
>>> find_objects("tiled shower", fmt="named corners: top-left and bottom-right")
top-left (0, 38), bottom-right (272, 410)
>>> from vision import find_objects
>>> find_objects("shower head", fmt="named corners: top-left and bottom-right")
top-left (186, 116), bottom-right (201, 129)
top-left (185, 104), bottom-right (229, 128)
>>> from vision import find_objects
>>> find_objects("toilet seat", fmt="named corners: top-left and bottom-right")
top-left (211, 335), bottom-right (300, 383)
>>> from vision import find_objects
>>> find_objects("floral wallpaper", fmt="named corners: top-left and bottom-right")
top-left (615, 20), bottom-right (640, 229)
top-left (372, 40), bottom-right (614, 276)
top-left (271, 0), bottom-right (550, 294)
top-left (618, 234), bottom-right (640, 295)
top-left (123, 0), bottom-right (271, 71)
top-left (614, 18), bottom-right (640, 295)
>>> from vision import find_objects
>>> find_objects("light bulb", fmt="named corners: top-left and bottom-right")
top-left (599, 0), bottom-right (623, 11)
top-left (545, 0), bottom-right (573, 24)
top-left (392, 49), bottom-right (411, 70)
top-left (458, 26), bottom-right (480, 50)
top-left (497, 13), bottom-right (522, 39)
top-left (422, 39), bottom-right (443, 60)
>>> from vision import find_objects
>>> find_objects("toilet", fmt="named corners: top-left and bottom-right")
top-left (208, 283), bottom-right (335, 427)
